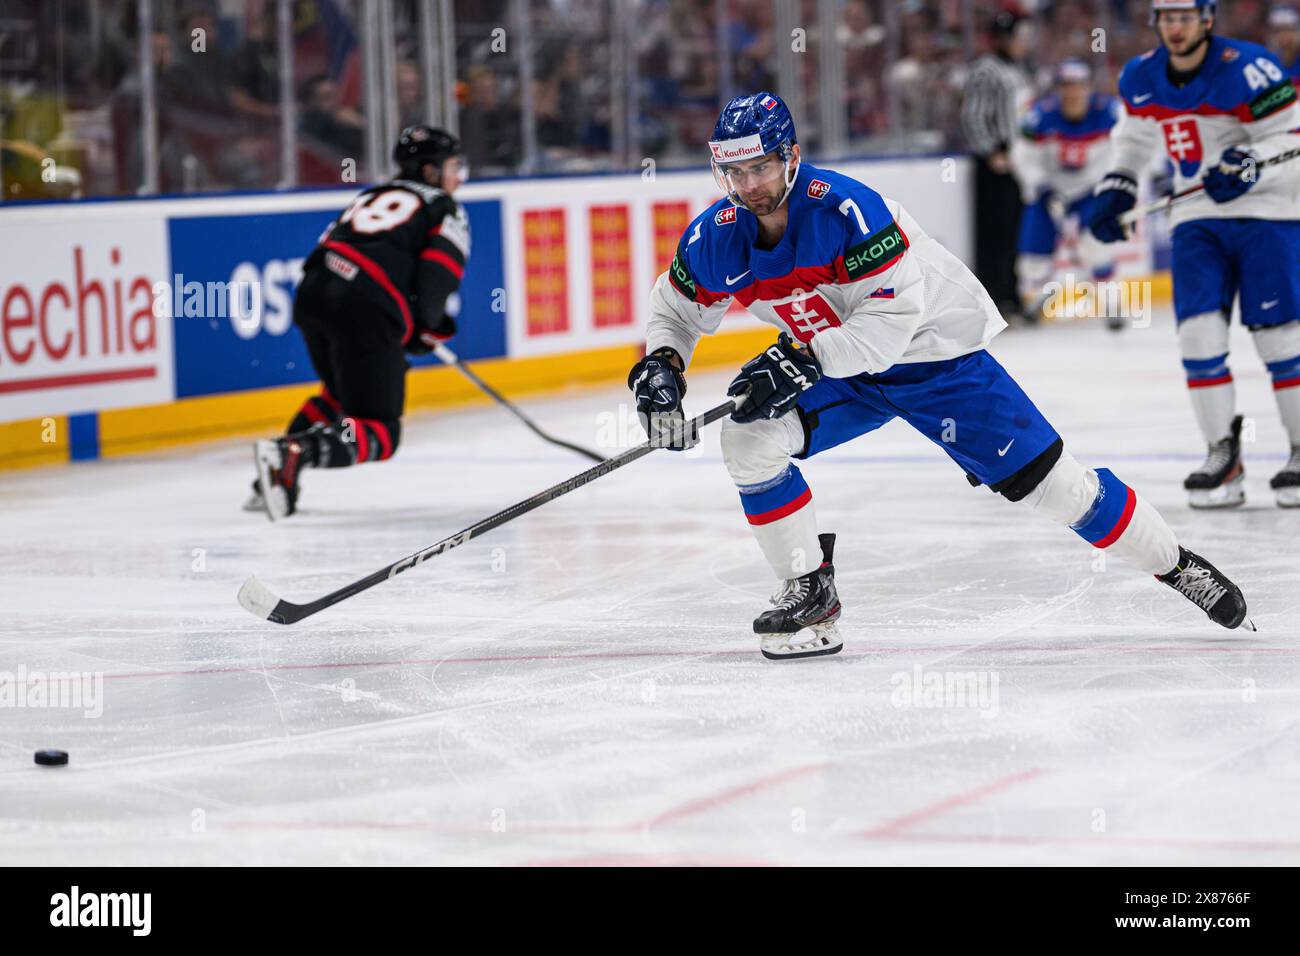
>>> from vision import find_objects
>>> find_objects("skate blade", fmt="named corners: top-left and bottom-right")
top-left (1240, 615), bottom-right (1258, 632)
top-left (1188, 476), bottom-right (1245, 510)
top-left (252, 441), bottom-right (288, 522)
top-left (760, 621), bottom-right (844, 661)
top-left (1274, 486), bottom-right (1300, 508)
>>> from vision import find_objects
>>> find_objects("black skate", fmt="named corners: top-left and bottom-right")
top-left (1184, 414), bottom-right (1245, 509)
top-left (755, 533), bottom-right (843, 660)
top-left (1157, 546), bottom-right (1254, 630)
top-left (253, 437), bottom-right (306, 521)
top-left (1270, 445), bottom-right (1300, 508)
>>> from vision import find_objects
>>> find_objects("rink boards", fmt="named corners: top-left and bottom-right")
top-left (0, 155), bottom-right (1148, 469)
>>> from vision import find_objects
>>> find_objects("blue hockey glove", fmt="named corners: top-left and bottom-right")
top-left (1202, 146), bottom-right (1260, 204)
top-left (1087, 172), bottom-right (1138, 244)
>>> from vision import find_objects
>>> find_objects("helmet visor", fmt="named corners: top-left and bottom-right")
top-left (713, 154), bottom-right (785, 196)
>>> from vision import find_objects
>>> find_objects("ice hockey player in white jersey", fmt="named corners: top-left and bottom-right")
top-left (630, 91), bottom-right (1252, 660)
top-left (1012, 59), bottom-right (1123, 327)
top-left (1088, 0), bottom-right (1300, 508)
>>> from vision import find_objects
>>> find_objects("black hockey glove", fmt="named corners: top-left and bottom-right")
top-left (628, 347), bottom-right (696, 450)
top-left (727, 333), bottom-right (821, 424)
top-left (1087, 172), bottom-right (1138, 244)
top-left (405, 317), bottom-right (456, 355)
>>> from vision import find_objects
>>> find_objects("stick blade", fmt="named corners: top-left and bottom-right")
top-left (238, 575), bottom-right (286, 623)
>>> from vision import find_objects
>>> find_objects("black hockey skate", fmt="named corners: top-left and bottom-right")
top-left (1184, 414), bottom-right (1245, 509)
top-left (1270, 445), bottom-right (1300, 508)
top-left (253, 437), bottom-right (306, 521)
top-left (755, 533), bottom-right (843, 660)
top-left (1157, 546), bottom-right (1253, 630)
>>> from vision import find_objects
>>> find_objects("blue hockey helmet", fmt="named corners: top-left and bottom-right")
top-left (709, 92), bottom-right (800, 211)
top-left (1149, 0), bottom-right (1216, 25)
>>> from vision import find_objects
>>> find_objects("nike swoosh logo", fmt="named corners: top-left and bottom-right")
top-left (725, 271), bottom-right (751, 286)
top-left (1261, 300), bottom-right (1279, 310)
top-left (998, 439), bottom-right (1015, 457)
top-left (1132, 93), bottom-right (1153, 104)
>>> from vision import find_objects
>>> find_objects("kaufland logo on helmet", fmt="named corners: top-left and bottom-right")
top-left (709, 134), bottom-right (765, 162)
top-left (759, 95), bottom-right (778, 110)
top-left (715, 206), bottom-right (737, 225)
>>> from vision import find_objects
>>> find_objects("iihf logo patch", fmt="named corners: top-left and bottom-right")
top-left (807, 179), bottom-right (830, 200)
top-left (1162, 119), bottom-right (1204, 178)
top-left (714, 205), bottom-right (737, 225)
top-left (759, 94), bottom-right (778, 110)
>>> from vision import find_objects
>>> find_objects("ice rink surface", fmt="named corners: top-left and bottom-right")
top-left (3, 305), bottom-right (1298, 866)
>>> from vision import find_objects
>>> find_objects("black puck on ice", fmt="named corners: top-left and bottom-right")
top-left (34, 749), bottom-right (68, 767)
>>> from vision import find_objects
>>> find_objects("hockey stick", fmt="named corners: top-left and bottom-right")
top-left (1118, 144), bottom-right (1300, 230)
top-left (238, 396), bottom-right (740, 624)
top-left (429, 340), bottom-right (606, 463)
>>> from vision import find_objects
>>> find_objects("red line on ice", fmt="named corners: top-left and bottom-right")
top-left (223, 762), bottom-right (829, 838)
top-left (859, 767), bottom-right (1050, 838)
top-left (640, 762), bottom-right (831, 829)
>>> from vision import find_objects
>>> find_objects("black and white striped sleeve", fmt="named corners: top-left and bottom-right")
top-left (961, 58), bottom-right (1012, 157)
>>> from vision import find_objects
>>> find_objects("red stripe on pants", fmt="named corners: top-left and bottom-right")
top-left (745, 488), bottom-right (812, 526)
top-left (1188, 374), bottom-right (1233, 389)
top-left (1092, 487), bottom-right (1137, 549)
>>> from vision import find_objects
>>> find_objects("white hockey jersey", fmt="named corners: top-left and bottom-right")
top-left (1109, 35), bottom-right (1300, 228)
top-left (1013, 92), bottom-right (1120, 204)
top-left (645, 163), bottom-right (1005, 380)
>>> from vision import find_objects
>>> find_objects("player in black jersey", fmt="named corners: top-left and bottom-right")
top-left (248, 125), bottom-right (470, 520)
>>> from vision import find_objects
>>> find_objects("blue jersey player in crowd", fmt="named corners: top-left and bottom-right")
top-left (629, 91), bottom-right (1252, 660)
top-left (1089, 0), bottom-right (1300, 509)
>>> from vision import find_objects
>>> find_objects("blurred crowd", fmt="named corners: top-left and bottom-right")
top-left (2, 0), bottom-right (1299, 200)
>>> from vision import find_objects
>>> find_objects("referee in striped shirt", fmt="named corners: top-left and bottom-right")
top-left (961, 10), bottom-right (1034, 320)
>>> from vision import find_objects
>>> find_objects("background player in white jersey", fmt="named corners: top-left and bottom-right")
top-left (1012, 59), bottom-right (1123, 328)
top-left (1088, 0), bottom-right (1300, 508)
top-left (630, 92), bottom-right (1251, 660)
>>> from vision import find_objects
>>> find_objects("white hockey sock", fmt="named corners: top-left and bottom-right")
top-left (1252, 323), bottom-right (1300, 447)
top-left (1187, 381), bottom-right (1236, 445)
top-left (743, 473), bottom-right (822, 579)
top-left (721, 415), bottom-right (822, 580)
top-left (1018, 253), bottom-right (1053, 301)
top-left (1179, 312), bottom-right (1234, 444)
top-left (1274, 385), bottom-right (1300, 447)
top-left (1023, 451), bottom-right (1179, 576)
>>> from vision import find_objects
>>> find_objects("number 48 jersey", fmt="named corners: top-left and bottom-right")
top-left (304, 178), bottom-right (471, 344)
top-left (1109, 34), bottom-right (1300, 229)
top-left (646, 162), bottom-right (1005, 379)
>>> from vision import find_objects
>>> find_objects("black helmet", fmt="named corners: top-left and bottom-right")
top-left (393, 125), bottom-right (461, 177)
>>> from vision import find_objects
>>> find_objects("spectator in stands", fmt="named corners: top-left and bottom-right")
top-left (457, 65), bottom-right (522, 175)
top-left (397, 60), bottom-right (425, 128)
top-left (887, 10), bottom-right (949, 145)
top-left (233, 1), bottom-right (282, 119)
top-left (298, 74), bottom-right (364, 162)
